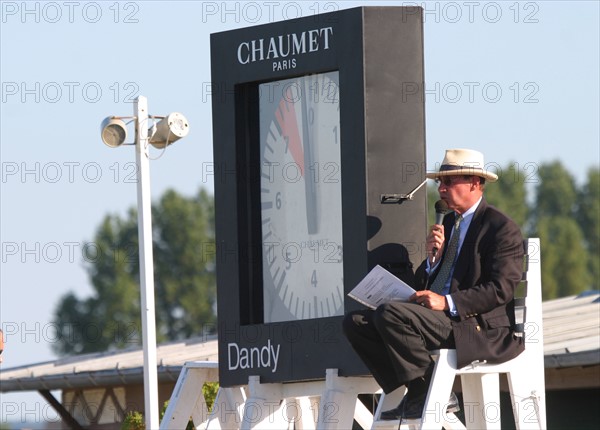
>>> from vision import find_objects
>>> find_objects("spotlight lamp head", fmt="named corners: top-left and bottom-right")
top-left (100, 116), bottom-right (128, 148)
top-left (149, 112), bottom-right (190, 149)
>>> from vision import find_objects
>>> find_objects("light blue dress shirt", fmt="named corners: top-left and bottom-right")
top-left (427, 197), bottom-right (483, 315)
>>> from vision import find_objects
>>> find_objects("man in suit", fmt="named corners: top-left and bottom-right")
top-left (343, 148), bottom-right (525, 420)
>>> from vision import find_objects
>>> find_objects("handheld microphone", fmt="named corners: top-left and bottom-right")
top-left (432, 199), bottom-right (449, 263)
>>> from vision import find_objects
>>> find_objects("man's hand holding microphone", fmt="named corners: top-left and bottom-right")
top-left (428, 199), bottom-right (449, 265)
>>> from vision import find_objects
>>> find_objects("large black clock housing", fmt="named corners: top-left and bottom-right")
top-left (211, 6), bottom-right (427, 387)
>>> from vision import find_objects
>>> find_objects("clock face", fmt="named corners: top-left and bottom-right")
top-left (259, 71), bottom-right (344, 323)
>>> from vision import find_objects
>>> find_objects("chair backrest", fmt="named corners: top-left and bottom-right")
top-left (515, 238), bottom-right (544, 352)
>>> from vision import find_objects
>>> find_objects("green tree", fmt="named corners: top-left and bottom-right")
top-left (153, 188), bottom-right (216, 340)
top-left (576, 167), bottom-right (600, 290)
top-left (532, 161), bottom-right (578, 221)
top-left (52, 188), bottom-right (216, 356)
top-left (532, 162), bottom-right (591, 298)
top-left (483, 162), bottom-right (529, 230)
top-left (426, 160), bottom-right (597, 299)
top-left (535, 216), bottom-right (591, 299)
top-left (53, 214), bottom-right (141, 354)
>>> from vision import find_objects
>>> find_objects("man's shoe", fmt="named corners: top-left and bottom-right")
top-left (379, 392), bottom-right (460, 421)
top-left (379, 396), bottom-right (406, 421)
top-left (379, 398), bottom-right (406, 421)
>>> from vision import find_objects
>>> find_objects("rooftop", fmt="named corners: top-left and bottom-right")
top-left (0, 335), bottom-right (219, 392)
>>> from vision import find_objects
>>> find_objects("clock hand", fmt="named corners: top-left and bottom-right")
top-left (301, 76), bottom-right (319, 235)
top-left (275, 90), bottom-right (304, 176)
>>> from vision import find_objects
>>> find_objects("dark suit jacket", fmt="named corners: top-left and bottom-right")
top-left (415, 198), bottom-right (525, 368)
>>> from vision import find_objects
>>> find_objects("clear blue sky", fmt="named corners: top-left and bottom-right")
top-left (1, 0), bottom-right (598, 424)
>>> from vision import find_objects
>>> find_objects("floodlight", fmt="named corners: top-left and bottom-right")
top-left (99, 97), bottom-right (189, 430)
top-left (100, 116), bottom-right (128, 148)
top-left (148, 112), bottom-right (190, 148)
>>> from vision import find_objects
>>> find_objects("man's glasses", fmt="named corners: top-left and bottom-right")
top-left (435, 176), bottom-right (471, 186)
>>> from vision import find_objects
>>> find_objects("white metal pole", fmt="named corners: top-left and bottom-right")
top-left (134, 96), bottom-right (160, 429)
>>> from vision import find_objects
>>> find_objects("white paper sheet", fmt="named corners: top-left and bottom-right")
top-left (348, 265), bottom-right (416, 309)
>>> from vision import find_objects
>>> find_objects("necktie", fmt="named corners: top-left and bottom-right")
top-left (430, 215), bottom-right (463, 294)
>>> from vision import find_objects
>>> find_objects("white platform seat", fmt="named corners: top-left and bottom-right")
top-left (160, 361), bottom-right (246, 430)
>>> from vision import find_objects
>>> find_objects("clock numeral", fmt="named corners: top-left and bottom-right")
top-left (275, 192), bottom-right (282, 209)
top-left (311, 270), bottom-right (318, 288)
top-left (333, 125), bottom-right (339, 145)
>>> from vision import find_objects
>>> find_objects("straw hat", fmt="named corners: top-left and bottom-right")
top-left (426, 149), bottom-right (498, 182)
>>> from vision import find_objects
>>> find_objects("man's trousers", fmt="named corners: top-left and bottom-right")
top-left (343, 301), bottom-right (456, 394)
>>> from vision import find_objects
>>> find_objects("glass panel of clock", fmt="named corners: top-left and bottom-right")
top-left (259, 71), bottom-right (344, 323)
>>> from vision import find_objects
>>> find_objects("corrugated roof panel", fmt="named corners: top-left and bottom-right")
top-left (541, 292), bottom-right (600, 367)
top-left (0, 336), bottom-right (219, 391)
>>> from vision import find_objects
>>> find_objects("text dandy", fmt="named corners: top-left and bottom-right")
top-left (228, 340), bottom-right (281, 373)
top-left (237, 27), bottom-right (334, 71)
